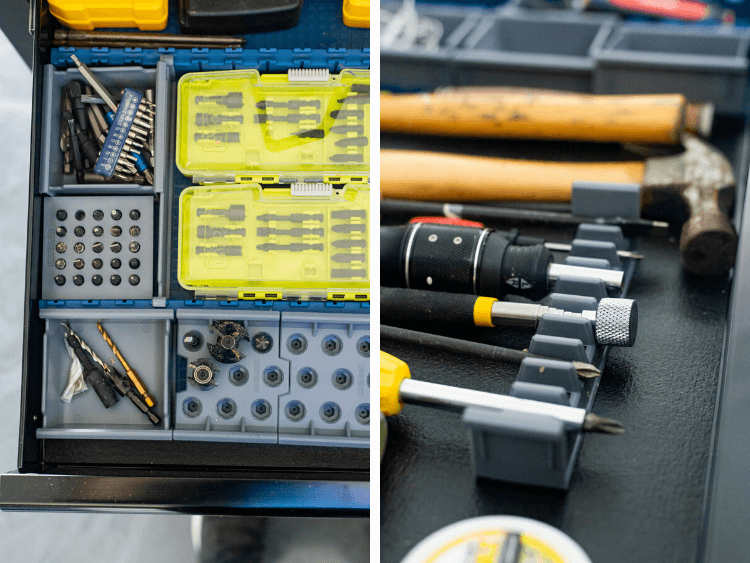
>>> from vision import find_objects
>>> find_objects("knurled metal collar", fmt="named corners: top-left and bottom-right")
top-left (595, 298), bottom-right (638, 347)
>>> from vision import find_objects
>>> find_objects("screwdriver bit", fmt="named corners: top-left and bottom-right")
top-left (329, 154), bottom-right (364, 163)
top-left (255, 113), bottom-right (321, 124)
top-left (195, 92), bottom-right (243, 108)
top-left (337, 95), bottom-right (370, 104)
top-left (330, 124), bottom-right (364, 135)
top-left (195, 113), bottom-right (244, 126)
top-left (332, 224), bottom-right (366, 233)
top-left (194, 132), bottom-right (241, 143)
top-left (335, 137), bottom-right (368, 147)
top-left (330, 109), bottom-right (364, 119)
top-left (349, 84), bottom-right (369, 93)
top-left (257, 227), bottom-right (324, 237)
top-left (332, 210), bottom-right (367, 219)
top-left (197, 205), bottom-right (245, 221)
top-left (331, 239), bottom-right (366, 248)
top-left (256, 99), bottom-right (321, 110)
top-left (257, 213), bottom-right (323, 223)
top-left (197, 226), bottom-right (247, 239)
top-left (257, 243), bottom-right (324, 252)
top-left (67, 80), bottom-right (89, 131)
top-left (195, 245), bottom-right (242, 256)
top-left (294, 129), bottom-right (326, 138)
top-left (331, 268), bottom-right (367, 278)
top-left (332, 253), bottom-right (366, 263)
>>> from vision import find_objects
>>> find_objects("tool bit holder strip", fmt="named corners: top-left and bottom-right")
top-left (464, 224), bottom-right (638, 489)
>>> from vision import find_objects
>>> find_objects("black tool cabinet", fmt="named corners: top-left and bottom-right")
top-left (0, 0), bottom-right (370, 515)
top-left (380, 126), bottom-right (750, 559)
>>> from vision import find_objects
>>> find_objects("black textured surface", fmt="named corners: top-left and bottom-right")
top-left (380, 130), bottom-right (741, 563)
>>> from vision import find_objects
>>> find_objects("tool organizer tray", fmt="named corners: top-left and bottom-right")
top-left (380, 114), bottom-right (749, 561)
top-left (1, 0), bottom-right (370, 515)
top-left (381, 2), bottom-right (750, 113)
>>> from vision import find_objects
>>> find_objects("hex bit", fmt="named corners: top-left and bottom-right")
top-left (197, 205), bottom-right (245, 221)
top-left (195, 92), bottom-right (244, 108)
top-left (330, 124), bottom-right (364, 135)
top-left (197, 226), bottom-right (247, 239)
top-left (330, 109), bottom-right (364, 119)
top-left (332, 223), bottom-right (366, 233)
top-left (257, 227), bottom-right (324, 237)
top-left (331, 253), bottom-right (366, 263)
top-left (335, 137), bottom-right (368, 147)
top-left (195, 113), bottom-right (244, 126)
top-left (331, 268), bottom-right (367, 278)
top-left (256, 243), bottom-right (324, 252)
top-left (329, 154), bottom-right (365, 163)
top-left (257, 213), bottom-right (324, 223)
top-left (331, 239), bottom-right (366, 248)
top-left (194, 132), bottom-right (240, 143)
top-left (332, 210), bottom-right (367, 219)
top-left (195, 245), bottom-right (243, 256)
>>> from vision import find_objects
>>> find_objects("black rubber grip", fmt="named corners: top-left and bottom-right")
top-left (406, 224), bottom-right (486, 293)
top-left (381, 225), bottom-right (407, 288)
top-left (381, 287), bottom-right (481, 327)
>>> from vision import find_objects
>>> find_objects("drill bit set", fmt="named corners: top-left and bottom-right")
top-left (57, 56), bottom-right (156, 186)
top-left (176, 69), bottom-right (370, 183)
top-left (178, 184), bottom-right (369, 300)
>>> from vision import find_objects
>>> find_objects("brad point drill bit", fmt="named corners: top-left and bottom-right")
top-left (96, 322), bottom-right (156, 408)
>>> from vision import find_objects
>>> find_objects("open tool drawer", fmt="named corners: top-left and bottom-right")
top-left (0, 0), bottom-right (370, 515)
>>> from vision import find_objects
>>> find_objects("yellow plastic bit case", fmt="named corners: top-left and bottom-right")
top-left (48, 0), bottom-right (168, 31)
top-left (178, 184), bottom-right (369, 301)
top-left (176, 69), bottom-right (370, 184)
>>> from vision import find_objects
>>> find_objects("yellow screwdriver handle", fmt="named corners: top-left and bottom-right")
top-left (380, 351), bottom-right (412, 416)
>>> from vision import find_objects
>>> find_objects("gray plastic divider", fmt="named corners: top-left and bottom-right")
top-left (381, 3), bottom-right (484, 91)
top-left (595, 23), bottom-right (750, 113)
top-left (455, 9), bottom-right (616, 92)
top-left (38, 308), bottom-right (174, 440)
top-left (40, 57), bottom-right (174, 195)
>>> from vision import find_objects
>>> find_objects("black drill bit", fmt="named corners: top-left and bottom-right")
top-left (294, 129), bottom-right (326, 138)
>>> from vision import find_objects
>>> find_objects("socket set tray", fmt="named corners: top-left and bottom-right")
top-left (176, 68), bottom-right (371, 184)
top-left (177, 184), bottom-right (370, 301)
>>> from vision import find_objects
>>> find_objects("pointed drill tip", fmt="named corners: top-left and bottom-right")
top-left (584, 413), bottom-right (625, 434)
top-left (572, 361), bottom-right (601, 378)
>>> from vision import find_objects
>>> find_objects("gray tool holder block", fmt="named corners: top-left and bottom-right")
top-left (516, 357), bottom-right (582, 402)
top-left (553, 275), bottom-right (608, 301)
top-left (173, 311), bottom-right (370, 448)
top-left (464, 407), bottom-right (573, 490)
top-left (173, 310), bottom-right (287, 444)
top-left (381, 3), bottom-right (483, 91)
top-left (509, 381), bottom-right (568, 406)
top-left (571, 181), bottom-right (642, 219)
top-left (548, 293), bottom-right (598, 312)
top-left (456, 9), bottom-right (616, 92)
top-left (42, 195), bottom-right (155, 300)
top-left (278, 312), bottom-right (370, 447)
top-left (575, 224), bottom-right (626, 250)
top-left (564, 256), bottom-right (612, 270)
top-left (37, 308), bottom-right (173, 440)
top-left (528, 334), bottom-right (590, 364)
top-left (40, 57), bottom-right (173, 195)
top-left (537, 314), bottom-right (595, 347)
top-left (570, 239), bottom-right (622, 269)
top-left (595, 23), bottom-right (750, 114)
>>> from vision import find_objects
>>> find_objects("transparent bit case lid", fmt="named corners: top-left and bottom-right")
top-left (176, 69), bottom-right (370, 183)
top-left (178, 184), bottom-right (369, 301)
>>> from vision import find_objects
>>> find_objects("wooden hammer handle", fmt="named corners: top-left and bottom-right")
top-left (381, 89), bottom-right (691, 145)
top-left (381, 150), bottom-right (645, 202)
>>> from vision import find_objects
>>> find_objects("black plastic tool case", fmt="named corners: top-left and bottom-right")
top-left (0, 0), bottom-right (369, 514)
top-left (380, 4), bottom-right (750, 560)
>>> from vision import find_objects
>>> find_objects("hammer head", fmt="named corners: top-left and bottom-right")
top-left (642, 134), bottom-right (737, 276)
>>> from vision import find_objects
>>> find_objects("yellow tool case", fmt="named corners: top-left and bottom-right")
top-left (48, 0), bottom-right (169, 31)
top-left (176, 68), bottom-right (371, 185)
top-left (178, 183), bottom-right (370, 301)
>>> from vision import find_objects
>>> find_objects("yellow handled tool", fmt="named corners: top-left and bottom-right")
top-left (379, 351), bottom-right (624, 433)
top-left (97, 322), bottom-right (156, 408)
top-left (380, 88), bottom-right (713, 144)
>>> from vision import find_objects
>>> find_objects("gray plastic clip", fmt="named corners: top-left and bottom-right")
top-left (528, 334), bottom-right (589, 363)
top-left (547, 293), bottom-right (599, 311)
top-left (537, 313), bottom-right (596, 347)
top-left (575, 224), bottom-right (626, 250)
top-left (571, 181), bottom-right (641, 219)
top-left (553, 275), bottom-right (608, 301)
top-left (564, 256), bottom-right (612, 270)
top-left (516, 357), bottom-right (582, 403)
top-left (570, 239), bottom-right (622, 269)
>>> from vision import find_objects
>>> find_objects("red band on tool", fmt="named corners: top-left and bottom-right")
top-left (409, 216), bottom-right (484, 228)
top-left (607, 0), bottom-right (709, 20)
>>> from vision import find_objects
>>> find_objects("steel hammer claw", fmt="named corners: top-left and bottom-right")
top-left (380, 134), bottom-right (737, 276)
